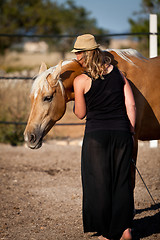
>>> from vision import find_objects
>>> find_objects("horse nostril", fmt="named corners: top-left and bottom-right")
top-left (29, 133), bottom-right (36, 143)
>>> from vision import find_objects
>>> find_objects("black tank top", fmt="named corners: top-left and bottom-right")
top-left (84, 66), bottom-right (130, 133)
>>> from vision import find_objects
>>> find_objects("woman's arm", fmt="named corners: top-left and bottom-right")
top-left (73, 75), bottom-right (87, 119)
top-left (123, 75), bottom-right (136, 134)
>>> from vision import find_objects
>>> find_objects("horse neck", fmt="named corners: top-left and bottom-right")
top-left (60, 60), bottom-right (83, 102)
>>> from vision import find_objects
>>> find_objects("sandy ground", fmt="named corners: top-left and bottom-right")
top-left (0, 140), bottom-right (160, 240)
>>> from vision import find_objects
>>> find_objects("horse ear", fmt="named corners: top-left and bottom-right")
top-left (47, 60), bottom-right (63, 88)
top-left (51, 60), bottom-right (63, 80)
top-left (39, 62), bottom-right (47, 74)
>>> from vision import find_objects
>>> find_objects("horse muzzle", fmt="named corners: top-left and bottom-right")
top-left (24, 120), bottom-right (55, 149)
top-left (24, 129), bottom-right (43, 149)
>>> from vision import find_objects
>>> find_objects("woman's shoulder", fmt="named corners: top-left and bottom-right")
top-left (74, 73), bottom-right (90, 83)
top-left (73, 73), bottom-right (90, 88)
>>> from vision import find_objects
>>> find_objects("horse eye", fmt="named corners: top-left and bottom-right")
top-left (43, 95), bottom-right (53, 102)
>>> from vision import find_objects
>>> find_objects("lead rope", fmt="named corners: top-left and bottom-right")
top-left (132, 159), bottom-right (160, 212)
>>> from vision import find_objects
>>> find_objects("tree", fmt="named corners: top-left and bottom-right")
top-left (0, 0), bottom-right (109, 53)
top-left (141, 0), bottom-right (160, 13)
top-left (129, 0), bottom-right (160, 56)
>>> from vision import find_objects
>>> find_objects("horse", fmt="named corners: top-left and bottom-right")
top-left (24, 49), bottom-right (160, 188)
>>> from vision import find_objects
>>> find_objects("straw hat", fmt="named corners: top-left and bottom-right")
top-left (71, 34), bottom-right (100, 53)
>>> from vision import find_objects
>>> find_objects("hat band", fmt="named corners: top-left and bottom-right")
top-left (73, 48), bottom-right (85, 50)
top-left (73, 47), bottom-right (92, 51)
top-left (73, 46), bottom-right (99, 51)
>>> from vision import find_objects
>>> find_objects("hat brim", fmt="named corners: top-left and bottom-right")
top-left (71, 44), bottom-right (100, 53)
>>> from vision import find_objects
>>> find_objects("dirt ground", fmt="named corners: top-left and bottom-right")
top-left (0, 139), bottom-right (160, 240)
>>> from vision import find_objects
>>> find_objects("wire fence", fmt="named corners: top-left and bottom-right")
top-left (0, 32), bottom-right (159, 126)
top-left (0, 121), bottom-right (85, 126)
top-left (0, 76), bottom-right (33, 80)
top-left (0, 32), bottom-right (160, 38)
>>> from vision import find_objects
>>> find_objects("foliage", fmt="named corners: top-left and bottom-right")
top-left (0, 0), bottom-right (109, 53)
top-left (141, 0), bottom-right (160, 13)
top-left (0, 124), bottom-right (25, 145)
top-left (129, 0), bottom-right (160, 56)
top-left (0, 80), bottom-right (31, 145)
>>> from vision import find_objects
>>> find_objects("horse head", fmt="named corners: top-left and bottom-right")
top-left (24, 61), bottom-right (66, 149)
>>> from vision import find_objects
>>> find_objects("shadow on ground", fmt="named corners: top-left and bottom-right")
top-left (133, 203), bottom-right (160, 240)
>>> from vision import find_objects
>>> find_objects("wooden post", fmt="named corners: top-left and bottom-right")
top-left (149, 14), bottom-right (158, 148)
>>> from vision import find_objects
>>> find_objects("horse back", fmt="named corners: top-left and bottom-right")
top-left (106, 50), bottom-right (160, 140)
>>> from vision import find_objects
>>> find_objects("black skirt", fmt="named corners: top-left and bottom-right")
top-left (81, 130), bottom-right (134, 239)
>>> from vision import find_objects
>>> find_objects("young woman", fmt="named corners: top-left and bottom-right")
top-left (72, 34), bottom-right (136, 240)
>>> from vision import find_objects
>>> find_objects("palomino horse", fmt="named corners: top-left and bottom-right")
top-left (24, 49), bottom-right (160, 187)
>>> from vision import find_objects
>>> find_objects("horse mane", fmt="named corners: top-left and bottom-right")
top-left (31, 48), bottom-right (147, 98)
top-left (106, 48), bottom-right (148, 64)
top-left (31, 60), bottom-right (72, 99)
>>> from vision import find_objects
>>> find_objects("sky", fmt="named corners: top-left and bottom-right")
top-left (55, 0), bottom-right (143, 33)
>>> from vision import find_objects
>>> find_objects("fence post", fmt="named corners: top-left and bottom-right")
top-left (149, 14), bottom-right (158, 58)
top-left (149, 14), bottom-right (158, 148)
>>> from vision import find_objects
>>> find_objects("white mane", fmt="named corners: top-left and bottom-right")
top-left (106, 48), bottom-right (147, 64)
top-left (31, 60), bottom-right (72, 99)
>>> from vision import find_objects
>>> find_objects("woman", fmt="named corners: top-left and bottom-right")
top-left (72, 34), bottom-right (136, 240)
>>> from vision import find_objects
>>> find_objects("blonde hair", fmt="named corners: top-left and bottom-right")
top-left (83, 48), bottom-right (111, 79)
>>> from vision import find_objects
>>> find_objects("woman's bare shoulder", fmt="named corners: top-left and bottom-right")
top-left (74, 73), bottom-right (90, 85)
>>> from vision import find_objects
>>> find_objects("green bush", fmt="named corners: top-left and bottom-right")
top-left (0, 80), bottom-right (31, 145)
top-left (0, 123), bottom-right (25, 146)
